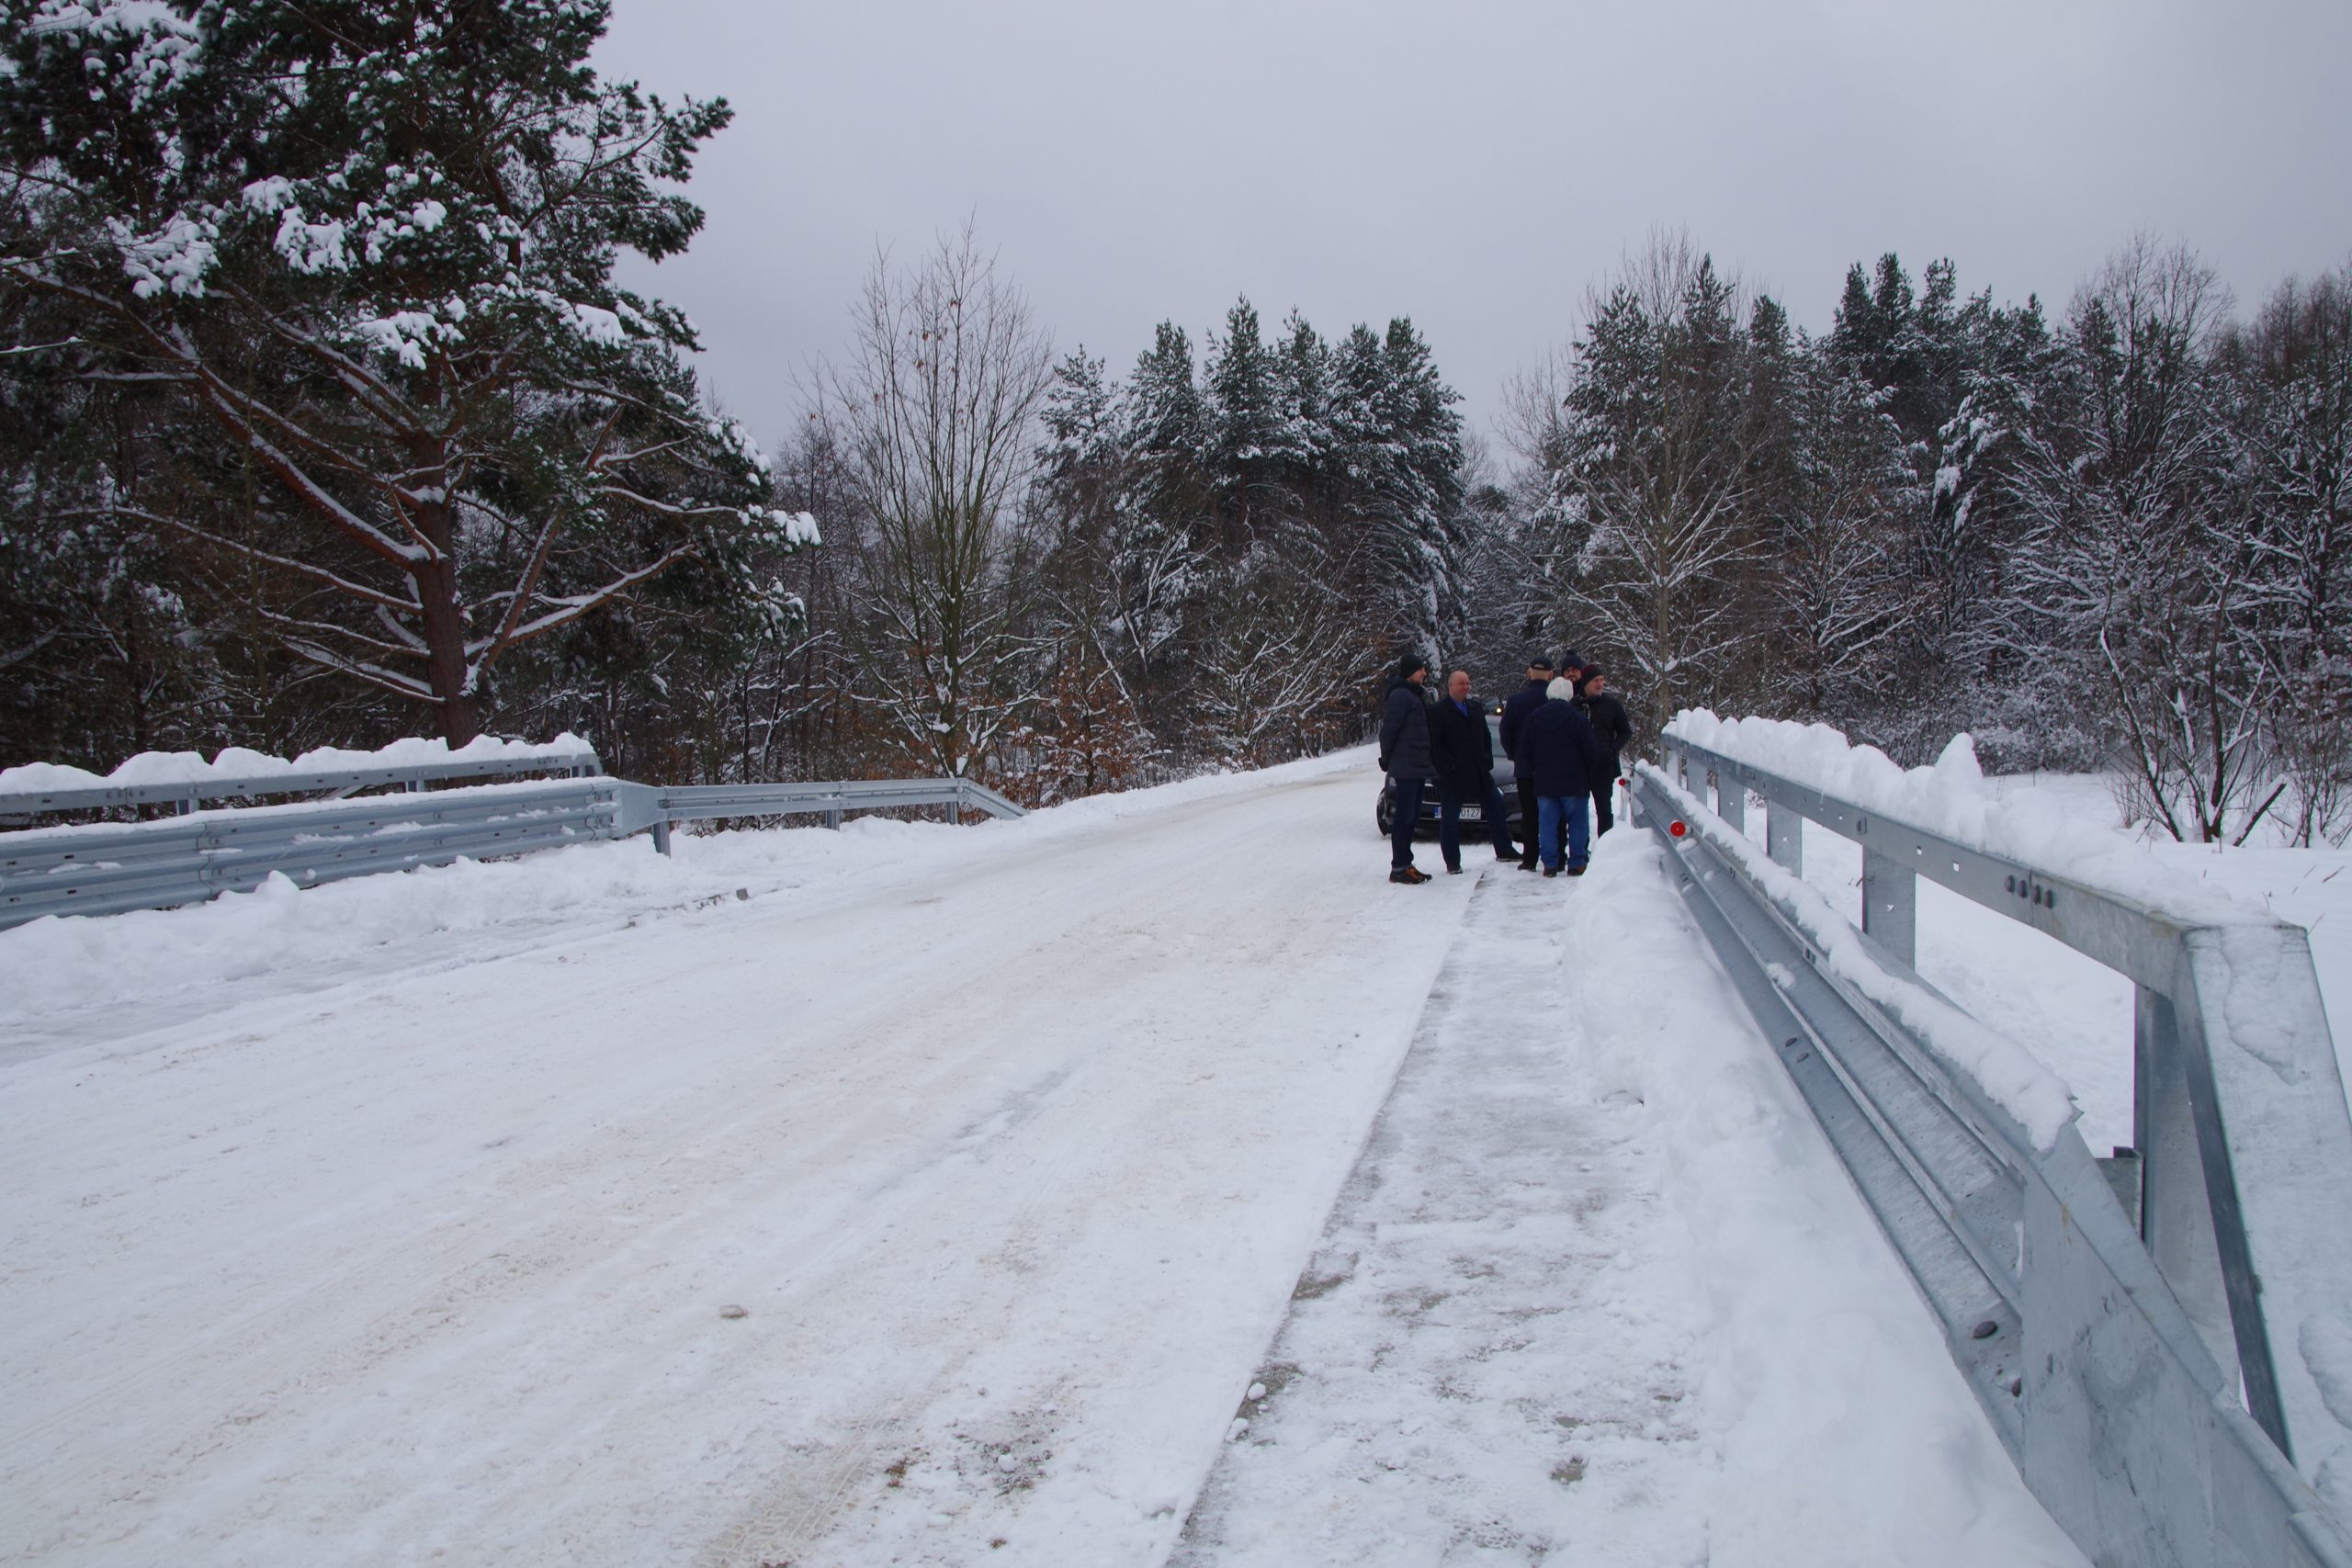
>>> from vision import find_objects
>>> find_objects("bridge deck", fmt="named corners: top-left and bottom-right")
top-left (0, 753), bottom-right (2079, 1565)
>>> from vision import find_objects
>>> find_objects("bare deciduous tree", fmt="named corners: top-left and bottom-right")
top-left (818, 225), bottom-right (1055, 783)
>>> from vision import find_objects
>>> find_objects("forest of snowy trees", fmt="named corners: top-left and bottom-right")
top-left (2, 3), bottom-right (2346, 842)
top-left (1500, 234), bottom-right (2352, 846)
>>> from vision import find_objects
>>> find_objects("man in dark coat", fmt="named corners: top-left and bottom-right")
top-left (1498, 655), bottom-right (1555, 872)
top-left (1428, 669), bottom-right (1517, 874)
top-left (1377, 651), bottom-right (1436, 884)
top-left (1514, 676), bottom-right (1610, 875)
top-left (1576, 664), bottom-right (1634, 839)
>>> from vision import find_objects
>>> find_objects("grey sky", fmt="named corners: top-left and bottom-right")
top-left (595, 0), bottom-right (2352, 453)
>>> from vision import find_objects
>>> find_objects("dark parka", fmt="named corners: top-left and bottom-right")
top-left (1378, 676), bottom-right (1437, 782)
top-left (1428, 694), bottom-right (1497, 791)
top-left (1515, 697), bottom-right (1610, 797)
top-left (1579, 691), bottom-right (1634, 780)
top-left (1498, 679), bottom-right (1551, 781)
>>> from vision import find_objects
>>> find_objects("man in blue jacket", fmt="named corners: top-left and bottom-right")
top-left (1377, 651), bottom-right (1436, 885)
top-left (1498, 655), bottom-right (1555, 872)
top-left (1514, 676), bottom-right (1610, 876)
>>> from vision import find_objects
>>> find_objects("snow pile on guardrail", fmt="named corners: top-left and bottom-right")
top-left (1665, 711), bottom-right (1992, 834)
top-left (0, 732), bottom-right (598, 795)
top-left (1662, 709), bottom-right (2263, 924)
top-left (1641, 759), bottom-right (2081, 1149)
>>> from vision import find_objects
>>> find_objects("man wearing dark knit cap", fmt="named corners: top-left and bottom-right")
top-left (1378, 651), bottom-right (1436, 884)
top-left (1498, 655), bottom-right (1556, 872)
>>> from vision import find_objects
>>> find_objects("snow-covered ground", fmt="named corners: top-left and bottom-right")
top-left (1172, 838), bottom-right (2086, 1567)
top-left (3, 747), bottom-right (2334, 1565)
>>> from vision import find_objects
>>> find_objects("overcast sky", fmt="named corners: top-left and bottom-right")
top-left (594, 0), bottom-right (2351, 451)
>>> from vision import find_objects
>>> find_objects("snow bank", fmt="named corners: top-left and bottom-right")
top-left (0, 731), bottom-right (598, 796)
top-left (1664, 710), bottom-right (2267, 925)
top-left (1642, 761), bottom-right (2079, 1149)
top-left (0, 745), bottom-right (1376, 1032)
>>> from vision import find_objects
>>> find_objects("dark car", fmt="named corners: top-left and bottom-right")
top-left (1374, 706), bottom-right (1523, 840)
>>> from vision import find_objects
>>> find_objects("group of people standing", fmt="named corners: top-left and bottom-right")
top-left (1377, 650), bottom-right (1632, 886)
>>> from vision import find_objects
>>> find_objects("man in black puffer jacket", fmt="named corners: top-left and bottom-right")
top-left (1377, 652), bottom-right (1436, 885)
top-left (1515, 676), bottom-right (1610, 876)
top-left (1498, 655), bottom-right (1555, 872)
top-left (1576, 664), bottom-right (1634, 839)
top-left (1428, 669), bottom-right (1517, 874)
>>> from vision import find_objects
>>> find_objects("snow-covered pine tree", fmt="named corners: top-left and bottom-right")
top-left (0, 0), bottom-right (801, 745)
top-left (1204, 299), bottom-right (1292, 551)
top-left (1024, 348), bottom-right (1167, 774)
top-left (1374, 317), bottom-right (1468, 666)
top-left (1273, 310), bottom-right (1337, 499)
top-left (1771, 349), bottom-right (1928, 731)
top-left (1555, 241), bottom-right (1763, 721)
top-left (1125, 321), bottom-right (1213, 548)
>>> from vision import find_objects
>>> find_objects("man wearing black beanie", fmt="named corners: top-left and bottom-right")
top-left (1378, 652), bottom-right (1436, 884)
top-left (1498, 655), bottom-right (1556, 872)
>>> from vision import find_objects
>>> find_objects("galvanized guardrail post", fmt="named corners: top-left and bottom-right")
top-left (2135, 982), bottom-right (2236, 1371)
top-left (1635, 729), bottom-right (2352, 1567)
top-left (1766, 795), bottom-right (1804, 873)
top-left (1860, 843), bottom-right (1917, 966)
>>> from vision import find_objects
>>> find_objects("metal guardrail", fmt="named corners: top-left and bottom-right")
top-left (1636, 736), bottom-right (2352, 1568)
top-left (0, 772), bottom-right (1024, 928)
top-left (1, 782), bottom-right (625, 925)
top-left (620, 777), bottom-right (1026, 853)
top-left (0, 746), bottom-right (604, 817)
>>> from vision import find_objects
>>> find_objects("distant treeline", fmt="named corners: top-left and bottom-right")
top-left (0, 4), bottom-right (2344, 841)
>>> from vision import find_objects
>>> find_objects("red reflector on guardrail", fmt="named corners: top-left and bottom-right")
top-left (1669, 819), bottom-right (1687, 838)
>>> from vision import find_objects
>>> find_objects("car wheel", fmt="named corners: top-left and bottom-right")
top-left (1375, 794), bottom-right (1394, 837)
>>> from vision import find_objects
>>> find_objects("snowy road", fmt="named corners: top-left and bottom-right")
top-left (2, 753), bottom-right (2082, 1565)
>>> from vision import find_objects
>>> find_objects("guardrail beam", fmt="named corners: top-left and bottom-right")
top-left (2, 771), bottom-right (1023, 924)
top-left (1635, 758), bottom-right (2352, 1568)
top-left (0, 748), bottom-right (604, 817)
top-left (1667, 728), bottom-right (2352, 1472)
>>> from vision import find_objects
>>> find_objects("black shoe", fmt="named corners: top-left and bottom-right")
top-left (1566, 864), bottom-right (1587, 876)
top-left (1390, 865), bottom-right (1430, 885)
top-left (1543, 866), bottom-right (1559, 877)
top-left (1517, 859), bottom-right (1540, 873)
top-left (1444, 864), bottom-right (1464, 875)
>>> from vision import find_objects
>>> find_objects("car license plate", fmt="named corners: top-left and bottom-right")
top-left (1460, 807), bottom-right (1482, 821)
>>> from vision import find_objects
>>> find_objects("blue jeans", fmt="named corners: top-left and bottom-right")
top-left (1536, 794), bottom-right (1589, 873)
top-left (1438, 777), bottom-right (1515, 868)
top-left (1390, 776), bottom-right (1426, 869)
